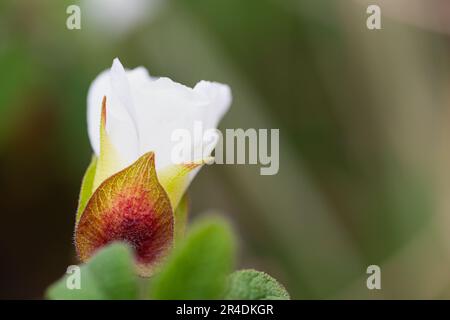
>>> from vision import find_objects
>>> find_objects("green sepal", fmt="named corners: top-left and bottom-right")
top-left (174, 194), bottom-right (189, 244)
top-left (76, 155), bottom-right (97, 223)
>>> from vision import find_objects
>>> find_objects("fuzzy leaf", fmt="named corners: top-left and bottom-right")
top-left (46, 242), bottom-right (139, 300)
top-left (75, 152), bottom-right (173, 277)
top-left (224, 269), bottom-right (290, 300)
top-left (150, 217), bottom-right (235, 299)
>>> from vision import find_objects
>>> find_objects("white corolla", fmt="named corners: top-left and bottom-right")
top-left (87, 58), bottom-right (231, 207)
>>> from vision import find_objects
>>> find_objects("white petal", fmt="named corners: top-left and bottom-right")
top-left (193, 81), bottom-right (231, 158)
top-left (131, 77), bottom-right (231, 170)
top-left (87, 59), bottom-right (140, 167)
top-left (193, 81), bottom-right (232, 129)
top-left (110, 58), bottom-right (139, 131)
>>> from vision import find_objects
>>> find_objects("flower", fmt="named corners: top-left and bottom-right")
top-left (75, 58), bottom-right (231, 275)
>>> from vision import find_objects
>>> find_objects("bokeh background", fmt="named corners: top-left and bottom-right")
top-left (2, 0), bottom-right (450, 299)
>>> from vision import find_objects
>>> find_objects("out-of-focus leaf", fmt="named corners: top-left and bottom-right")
top-left (76, 155), bottom-right (97, 223)
top-left (224, 269), bottom-right (290, 300)
top-left (45, 242), bottom-right (139, 300)
top-left (0, 45), bottom-right (36, 148)
top-left (150, 217), bottom-right (235, 299)
top-left (84, 242), bottom-right (139, 299)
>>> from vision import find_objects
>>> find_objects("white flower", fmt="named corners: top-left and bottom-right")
top-left (86, 58), bottom-right (231, 207)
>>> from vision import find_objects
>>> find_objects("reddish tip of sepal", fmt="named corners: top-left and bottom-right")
top-left (101, 96), bottom-right (107, 127)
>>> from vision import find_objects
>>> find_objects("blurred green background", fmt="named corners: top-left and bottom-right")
top-left (2, 0), bottom-right (450, 299)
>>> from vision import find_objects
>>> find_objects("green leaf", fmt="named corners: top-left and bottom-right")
top-left (224, 269), bottom-right (290, 300)
top-left (150, 217), bottom-right (235, 299)
top-left (76, 155), bottom-right (97, 223)
top-left (46, 265), bottom-right (104, 300)
top-left (83, 242), bottom-right (140, 299)
top-left (0, 44), bottom-right (36, 148)
top-left (46, 242), bottom-right (139, 300)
